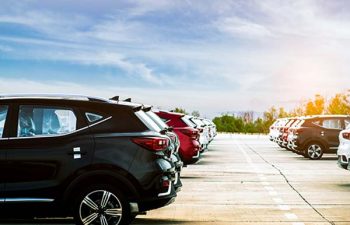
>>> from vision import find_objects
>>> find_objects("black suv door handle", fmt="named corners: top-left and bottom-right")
top-left (67, 151), bottom-right (87, 155)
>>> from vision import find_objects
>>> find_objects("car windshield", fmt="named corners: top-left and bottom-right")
top-left (146, 111), bottom-right (168, 130)
top-left (135, 111), bottom-right (161, 132)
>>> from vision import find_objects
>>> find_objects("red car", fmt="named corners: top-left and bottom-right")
top-left (155, 111), bottom-right (201, 164)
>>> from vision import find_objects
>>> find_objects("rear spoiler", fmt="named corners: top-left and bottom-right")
top-left (110, 96), bottom-right (119, 101)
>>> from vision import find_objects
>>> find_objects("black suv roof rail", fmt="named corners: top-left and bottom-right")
top-left (0, 94), bottom-right (109, 103)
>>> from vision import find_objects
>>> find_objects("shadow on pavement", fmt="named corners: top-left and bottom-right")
top-left (0, 218), bottom-right (73, 224)
top-left (133, 218), bottom-right (188, 224)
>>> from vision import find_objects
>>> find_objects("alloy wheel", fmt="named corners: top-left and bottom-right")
top-left (79, 190), bottom-right (123, 225)
top-left (307, 144), bottom-right (323, 160)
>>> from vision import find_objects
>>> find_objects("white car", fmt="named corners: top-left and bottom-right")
top-left (337, 126), bottom-right (350, 170)
top-left (269, 118), bottom-right (288, 144)
top-left (190, 117), bottom-right (210, 150)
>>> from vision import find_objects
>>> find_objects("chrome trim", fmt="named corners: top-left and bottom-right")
top-left (8, 116), bottom-right (112, 140)
top-left (5, 198), bottom-right (54, 203)
top-left (158, 182), bottom-right (172, 197)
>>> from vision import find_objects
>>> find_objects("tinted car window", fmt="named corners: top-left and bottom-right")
top-left (345, 119), bottom-right (350, 129)
top-left (322, 119), bottom-right (342, 130)
top-left (0, 105), bottom-right (8, 138)
top-left (146, 111), bottom-right (168, 130)
top-left (135, 111), bottom-right (161, 132)
top-left (86, 112), bottom-right (104, 123)
top-left (18, 106), bottom-right (77, 137)
top-left (182, 116), bottom-right (196, 128)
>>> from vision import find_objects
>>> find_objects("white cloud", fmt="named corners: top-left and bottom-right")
top-left (0, 45), bottom-right (12, 52)
top-left (216, 16), bottom-right (273, 39)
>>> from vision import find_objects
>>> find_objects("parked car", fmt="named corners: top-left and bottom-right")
top-left (289, 115), bottom-right (350, 159)
top-left (201, 119), bottom-right (215, 143)
top-left (337, 124), bottom-right (350, 170)
top-left (280, 118), bottom-right (299, 149)
top-left (286, 118), bottom-right (305, 151)
top-left (269, 118), bottom-right (289, 147)
top-left (189, 117), bottom-right (210, 150)
top-left (155, 111), bottom-right (201, 164)
top-left (142, 107), bottom-right (183, 191)
top-left (113, 99), bottom-right (183, 192)
top-left (0, 94), bottom-right (180, 225)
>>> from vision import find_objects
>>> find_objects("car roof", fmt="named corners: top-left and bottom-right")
top-left (0, 94), bottom-right (143, 111)
top-left (0, 94), bottom-right (108, 103)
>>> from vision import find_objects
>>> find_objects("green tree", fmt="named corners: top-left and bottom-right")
top-left (172, 107), bottom-right (188, 114)
top-left (191, 110), bottom-right (200, 117)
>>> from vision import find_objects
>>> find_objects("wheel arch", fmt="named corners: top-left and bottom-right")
top-left (61, 165), bottom-right (141, 209)
top-left (302, 138), bottom-right (328, 151)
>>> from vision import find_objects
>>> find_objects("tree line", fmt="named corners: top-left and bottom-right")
top-left (213, 91), bottom-right (350, 134)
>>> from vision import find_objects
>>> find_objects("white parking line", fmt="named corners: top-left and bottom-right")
top-left (278, 205), bottom-right (291, 211)
top-left (268, 190), bottom-right (278, 196)
top-left (273, 197), bottom-right (284, 204)
top-left (292, 223), bottom-right (305, 225)
top-left (285, 213), bottom-right (298, 220)
top-left (235, 140), bottom-right (301, 225)
top-left (264, 186), bottom-right (274, 191)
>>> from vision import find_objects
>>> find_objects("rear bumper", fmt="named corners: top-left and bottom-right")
top-left (137, 183), bottom-right (177, 212)
top-left (337, 143), bottom-right (350, 170)
top-left (179, 140), bottom-right (201, 164)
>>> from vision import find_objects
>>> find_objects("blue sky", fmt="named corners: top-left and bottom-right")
top-left (1, 0), bottom-right (350, 117)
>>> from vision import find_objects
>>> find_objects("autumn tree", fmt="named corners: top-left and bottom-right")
top-left (305, 94), bottom-right (325, 115)
top-left (326, 93), bottom-right (350, 115)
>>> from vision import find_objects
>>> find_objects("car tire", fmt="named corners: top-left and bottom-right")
top-left (74, 184), bottom-right (131, 225)
top-left (304, 142), bottom-right (324, 160)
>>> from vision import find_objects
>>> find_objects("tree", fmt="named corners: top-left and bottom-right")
top-left (278, 107), bottom-right (289, 118)
top-left (305, 94), bottom-right (325, 115)
top-left (191, 110), bottom-right (200, 117)
top-left (326, 93), bottom-right (350, 115)
top-left (172, 107), bottom-right (188, 114)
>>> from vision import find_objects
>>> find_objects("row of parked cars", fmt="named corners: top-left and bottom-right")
top-left (0, 94), bottom-right (216, 225)
top-left (269, 115), bottom-right (350, 169)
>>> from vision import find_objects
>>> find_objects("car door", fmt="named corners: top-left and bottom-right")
top-left (321, 118), bottom-right (343, 150)
top-left (4, 104), bottom-right (94, 202)
top-left (0, 104), bottom-right (10, 202)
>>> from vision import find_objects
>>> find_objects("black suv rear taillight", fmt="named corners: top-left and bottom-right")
top-left (132, 137), bottom-right (169, 152)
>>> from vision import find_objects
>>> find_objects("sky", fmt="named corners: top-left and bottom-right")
top-left (0, 0), bottom-right (350, 118)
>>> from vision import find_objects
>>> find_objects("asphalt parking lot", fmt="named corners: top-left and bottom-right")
top-left (2, 133), bottom-right (350, 225)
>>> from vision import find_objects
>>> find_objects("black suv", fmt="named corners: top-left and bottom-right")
top-left (290, 115), bottom-right (350, 160)
top-left (0, 94), bottom-right (180, 225)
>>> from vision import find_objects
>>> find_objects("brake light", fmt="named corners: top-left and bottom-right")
top-left (342, 132), bottom-right (350, 140)
top-left (181, 129), bottom-right (199, 140)
top-left (132, 137), bottom-right (169, 152)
